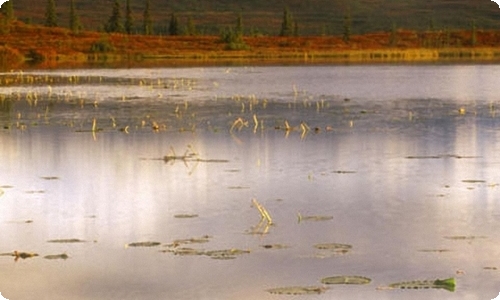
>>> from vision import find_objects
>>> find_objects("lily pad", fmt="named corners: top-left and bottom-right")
top-left (125, 241), bottom-right (161, 248)
top-left (162, 247), bottom-right (205, 256)
top-left (321, 276), bottom-right (371, 285)
top-left (462, 179), bottom-right (486, 183)
top-left (47, 239), bottom-right (87, 243)
top-left (162, 247), bottom-right (250, 259)
top-left (266, 286), bottom-right (328, 295)
top-left (444, 236), bottom-right (487, 240)
top-left (418, 249), bottom-right (451, 253)
top-left (168, 235), bottom-right (212, 247)
top-left (312, 243), bottom-right (352, 258)
top-left (40, 176), bottom-right (60, 180)
top-left (387, 277), bottom-right (456, 292)
top-left (298, 213), bottom-right (333, 223)
top-left (261, 244), bottom-right (290, 250)
top-left (174, 214), bottom-right (199, 219)
top-left (205, 249), bottom-right (250, 259)
top-left (44, 253), bottom-right (69, 260)
top-left (314, 243), bottom-right (352, 251)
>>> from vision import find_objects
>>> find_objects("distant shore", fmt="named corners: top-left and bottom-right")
top-left (2, 21), bottom-right (500, 69)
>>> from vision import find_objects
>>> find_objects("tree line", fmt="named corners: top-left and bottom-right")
top-left (0, 0), bottom-right (480, 47)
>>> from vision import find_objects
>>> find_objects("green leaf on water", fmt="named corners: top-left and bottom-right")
top-left (321, 275), bottom-right (371, 285)
top-left (388, 277), bottom-right (456, 292)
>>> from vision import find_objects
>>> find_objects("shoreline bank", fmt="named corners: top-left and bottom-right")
top-left (25, 47), bottom-right (500, 69)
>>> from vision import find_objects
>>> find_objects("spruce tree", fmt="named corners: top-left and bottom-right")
top-left (45, 0), bottom-right (57, 27)
top-left (69, 0), bottom-right (82, 33)
top-left (389, 22), bottom-right (397, 46)
top-left (293, 21), bottom-right (299, 37)
top-left (169, 13), bottom-right (179, 36)
top-left (143, 0), bottom-right (152, 35)
top-left (235, 14), bottom-right (243, 37)
top-left (343, 12), bottom-right (351, 43)
top-left (280, 7), bottom-right (293, 36)
top-left (106, 0), bottom-right (124, 33)
top-left (125, 0), bottom-right (133, 34)
top-left (186, 16), bottom-right (196, 36)
top-left (471, 19), bottom-right (477, 47)
top-left (1, 1), bottom-right (15, 22)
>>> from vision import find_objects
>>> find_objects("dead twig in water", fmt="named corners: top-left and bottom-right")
top-left (251, 198), bottom-right (273, 225)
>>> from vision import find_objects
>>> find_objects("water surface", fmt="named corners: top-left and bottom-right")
top-left (1, 65), bottom-right (500, 299)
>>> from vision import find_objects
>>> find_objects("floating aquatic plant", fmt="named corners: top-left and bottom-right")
top-left (418, 249), bottom-right (451, 253)
top-left (125, 241), bottom-right (161, 248)
top-left (386, 277), bottom-right (456, 292)
top-left (461, 179), bottom-right (486, 184)
top-left (47, 239), bottom-right (87, 243)
top-left (0, 251), bottom-right (39, 261)
top-left (44, 253), bottom-right (70, 260)
top-left (261, 244), bottom-right (290, 250)
top-left (297, 212), bottom-right (333, 223)
top-left (312, 243), bottom-right (352, 258)
top-left (40, 176), bottom-right (59, 180)
top-left (166, 235), bottom-right (212, 247)
top-left (266, 286), bottom-right (328, 295)
top-left (162, 247), bottom-right (250, 259)
top-left (174, 214), bottom-right (199, 219)
top-left (321, 275), bottom-right (371, 285)
top-left (444, 235), bottom-right (487, 240)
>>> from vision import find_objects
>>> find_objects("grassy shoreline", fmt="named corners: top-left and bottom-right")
top-left (2, 21), bottom-right (500, 69)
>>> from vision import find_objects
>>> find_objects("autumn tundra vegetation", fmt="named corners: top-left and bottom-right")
top-left (1, 0), bottom-right (500, 69)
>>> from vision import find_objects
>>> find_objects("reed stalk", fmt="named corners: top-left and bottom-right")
top-left (252, 198), bottom-right (273, 225)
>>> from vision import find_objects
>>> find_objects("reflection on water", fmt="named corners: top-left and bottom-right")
top-left (1, 65), bottom-right (500, 299)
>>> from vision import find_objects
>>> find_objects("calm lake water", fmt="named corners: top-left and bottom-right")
top-left (1, 65), bottom-right (500, 299)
